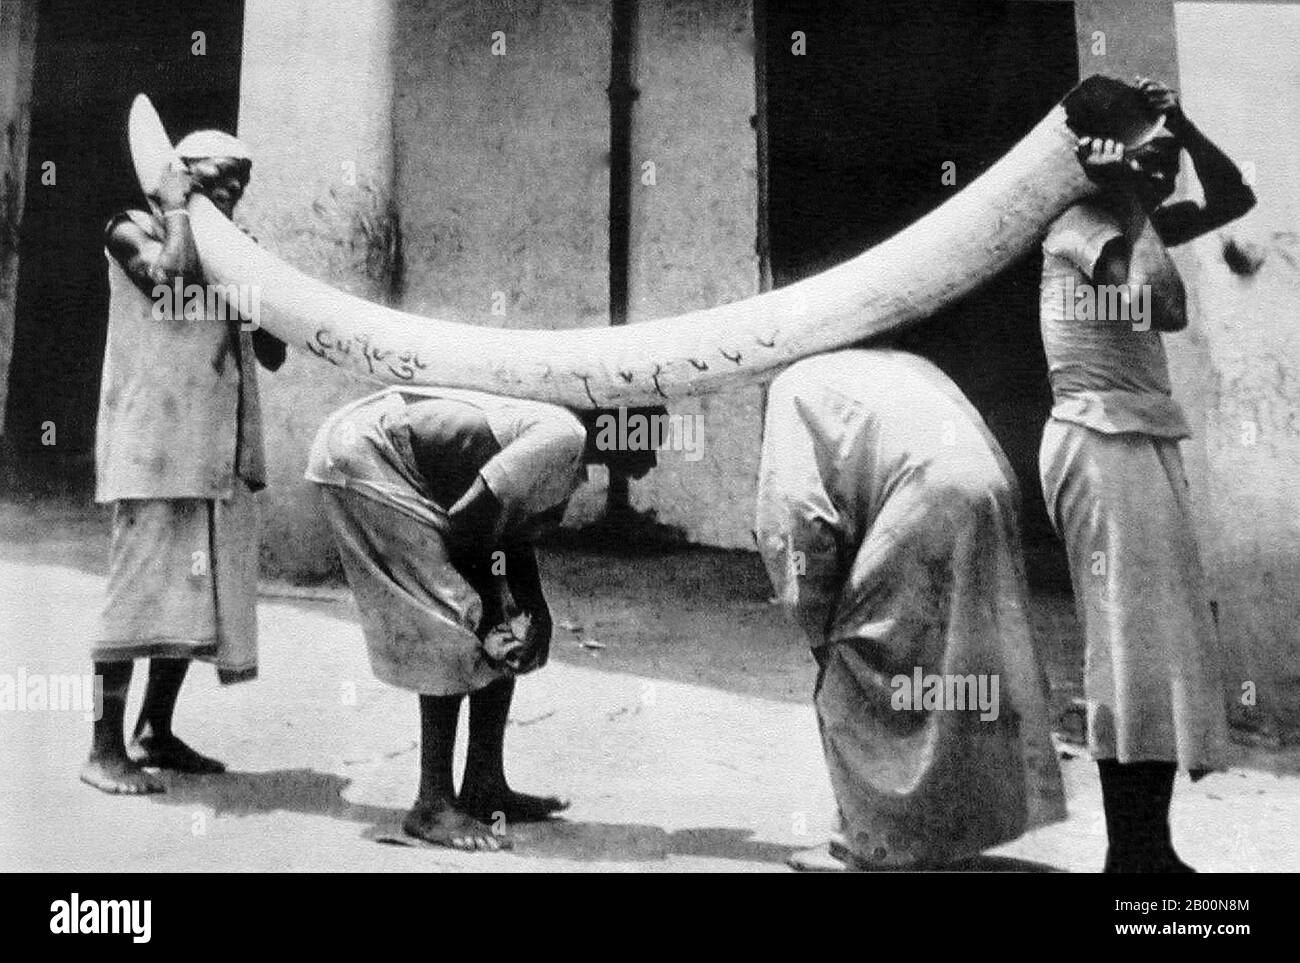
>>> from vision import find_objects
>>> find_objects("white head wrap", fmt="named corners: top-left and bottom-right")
top-left (173, 129), bottom-right (252, 163)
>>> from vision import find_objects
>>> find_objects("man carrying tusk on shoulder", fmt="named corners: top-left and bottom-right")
top-left (83, 129), bottom-right (286, 795)
top-left (1039, 76), bottom-right (1256, 872)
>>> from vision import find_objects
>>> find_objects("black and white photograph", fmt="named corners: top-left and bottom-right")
top-left (0, 0), bottom-right (1295, 932)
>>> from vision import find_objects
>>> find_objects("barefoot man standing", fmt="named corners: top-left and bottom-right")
top-left (83, 130), bottom-right (285, 794)
top-left (307, 387), bottom-right (584, 850)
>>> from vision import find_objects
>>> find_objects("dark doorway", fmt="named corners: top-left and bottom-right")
top-left (2, 0), bottom-right (244, 494)
top-left (760, 0), bottom-right (1078, 584)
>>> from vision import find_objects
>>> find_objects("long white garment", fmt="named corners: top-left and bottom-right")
top-left (1040, 421), bottom-right (1228, 771)
top-left (1039, 200), bottom-right (1226, 772)
top-left (94, 484), bottom-right (260, 684)
top-left (757, 349), bottom-right (1066, 867)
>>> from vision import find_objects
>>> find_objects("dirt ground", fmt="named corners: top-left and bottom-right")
top-left (2, 496), bottom-right (1297, 872)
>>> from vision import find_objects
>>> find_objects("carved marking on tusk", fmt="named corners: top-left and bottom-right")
top-left (720, 348), bottom-right (743, 365)
top-left (651, 366), bottom-right (668, 399)
top-left (618, 369), bottom-right (635, 383)
top-left (577, 375), bottom-right (599, 407)
top-left (688, 358), bottom-right (709, 371)
top-left (756, 333), bottom-right (778, 348)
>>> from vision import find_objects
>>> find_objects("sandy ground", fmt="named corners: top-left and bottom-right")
top-left (1, 498), bottom-right (1296, 872)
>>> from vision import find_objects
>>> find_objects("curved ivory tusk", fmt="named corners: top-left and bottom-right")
top-left (129, 77), bottom-right (1144, 408)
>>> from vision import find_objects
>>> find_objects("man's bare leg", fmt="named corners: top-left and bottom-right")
top-left (128, 658), bottom-right (225, 773)
top-left (459, 677), bottom-right (568, 823)
top-left (403, 693), bottom-right (509, 851)
top-left (81, 661), bottom-right (163, 794)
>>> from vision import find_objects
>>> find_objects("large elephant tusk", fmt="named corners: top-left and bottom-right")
top-left (129, 77), bottom-right (1147, 408)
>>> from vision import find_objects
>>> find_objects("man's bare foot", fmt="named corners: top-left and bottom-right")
top-left (787, 842), bottom-right (857, 873)
top-left (460, 785), bottom-right (569, 824)
top-left (80, 755), bottom-right (164, 795)
top-left (402, 801), bottom-right (513, 852)
top-left (790, 839), bottom-right (941, 872)
top-left (128, 734), bottom-right (225, 774)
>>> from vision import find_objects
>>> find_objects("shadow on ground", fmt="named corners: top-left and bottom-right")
top-left (146, 766), bottom-right (1064, 870)
top-left (149, 767), bottom-right (802, 867)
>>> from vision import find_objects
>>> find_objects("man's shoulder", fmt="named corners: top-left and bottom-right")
top-left (1044, 200), bottom-right (1126, 265)
top-left (1051, 200), bottom-right (1123, 235)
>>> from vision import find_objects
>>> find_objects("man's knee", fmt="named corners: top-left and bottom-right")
top-left (926, 450), bottom-right (1016, 519)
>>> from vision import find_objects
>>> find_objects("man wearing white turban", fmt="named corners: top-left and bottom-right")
top-left (82, 128), bottom-right (286, 795)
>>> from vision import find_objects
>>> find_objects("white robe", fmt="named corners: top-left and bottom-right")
top-left (756, 349), bottom-right (1066, 867)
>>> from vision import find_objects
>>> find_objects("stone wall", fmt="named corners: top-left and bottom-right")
top-left (624, 0), bottom-right (761, 547)
top-left (238, 0), bottom-right (400, 578)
